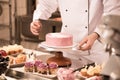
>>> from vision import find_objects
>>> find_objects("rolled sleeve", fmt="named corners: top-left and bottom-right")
top-left (33, 0), bottom-right (58, 21)
top-left (103, 0), bottom-right (120, 16)
top-left (94, 0), bottom-right (120, 43)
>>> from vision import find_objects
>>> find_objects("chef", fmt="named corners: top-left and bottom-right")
top-left (30, 0), bottom-right (120, 67)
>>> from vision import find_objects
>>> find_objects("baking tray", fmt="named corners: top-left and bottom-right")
top-left (5, 68), bottom-right (57, 80)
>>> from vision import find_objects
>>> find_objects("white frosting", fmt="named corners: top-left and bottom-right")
top-left (50, 33), bottom-right (69, 38)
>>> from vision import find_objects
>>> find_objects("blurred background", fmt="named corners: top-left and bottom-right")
top-left (0, 0), bottom-right (62, 49)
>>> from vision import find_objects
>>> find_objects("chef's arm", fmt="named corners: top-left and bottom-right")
top-left (79, 0), bottom-right (120, 50)
top-left (33, 0), bottom-right (58, 21)
top-left (79, 32), bottom-right (99, 50)
top-left (30, 0), bottom-right (58, 35)
top-left (94, 0), bottom-right (120, 42)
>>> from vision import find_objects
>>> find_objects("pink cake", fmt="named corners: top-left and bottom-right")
top-left (45, 33), bottom-right (73, 46)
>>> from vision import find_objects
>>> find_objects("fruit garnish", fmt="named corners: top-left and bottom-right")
top-left (0, 50), bottom-right (7, 56)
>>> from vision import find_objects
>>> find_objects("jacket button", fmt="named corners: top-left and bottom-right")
top-left (65, 9), bottom-right (68, 12)
top-left (85, 26), bottom-right (88, 28)
top-left (65, 25), bottom-right (67, 27)
top-left (85, 10), bottom-right (88, 12)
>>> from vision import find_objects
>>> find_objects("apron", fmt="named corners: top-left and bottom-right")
top-left (57, 0), bottom-right (109, 67)
top-left (33, 0), bottom-right (111, 68)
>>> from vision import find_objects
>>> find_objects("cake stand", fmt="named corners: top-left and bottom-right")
top-left (37, 42), bottom-right (77, 67)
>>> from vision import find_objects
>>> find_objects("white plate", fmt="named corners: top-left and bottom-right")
top-left (33, 72), bottom-right (57, 79)
top-left (39, 41), bottom-right (77, 49)
top-left (13, 67), bottom-right (57, 79)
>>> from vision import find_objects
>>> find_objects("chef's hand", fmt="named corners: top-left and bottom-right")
top-left (78, 32), bottom-right (99, 51)
top-left (30, 20), bottom-right (42, 35)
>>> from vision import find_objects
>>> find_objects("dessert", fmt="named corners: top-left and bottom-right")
top-left (48, 62), bottom-right (58, 74)
top-left (37, 63), bottom-right (48, 74)
top-left (57, 68), bottom-right (75, 80)
top-left (34, 60), bottom-right (43, 72)
top-left (45, 33), bottom-right (73, 46)
top-left (24, 61), bottom-right (34, 72)
top-left (8, 53), bottom-right (26, 65)
top-left (15, 53), bottom-right (26, 64)
top-left (1, 44), bottom-right (24, 55)
top-left (80, 64), bottom-right (102, 78)
top-left (0, 50), bottom-right (7, 56)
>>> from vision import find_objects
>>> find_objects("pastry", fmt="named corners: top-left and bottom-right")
top-left (24, 61), bottom-right (34, 72)
top-left (48, 62), bottom-right (58, 74)
top-left (15, 53), bottom-right (26, 64)
top-left (34, 60), bottom-right (43, 72)
top-left (1, 44), bottom-right (23, 55)
top-left (37, 63), bottom-right (48, 74)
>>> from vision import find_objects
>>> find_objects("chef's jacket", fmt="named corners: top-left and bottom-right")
top-left (33, 0), bottom-right (120, 65)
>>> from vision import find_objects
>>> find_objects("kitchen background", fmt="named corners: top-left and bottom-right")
top-left (0, 0), bottom-right (62, 49)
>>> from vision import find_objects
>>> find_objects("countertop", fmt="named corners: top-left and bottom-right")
top-left (4, 48), bottom-right (93, 80)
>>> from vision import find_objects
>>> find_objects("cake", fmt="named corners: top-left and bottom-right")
top-left (24, 61), bottom-right (34, 72)
top-left (37, 63), bottom-right (48, 74)
top-left (47, 51), bottom-right (72, 67)
top-left (45, 33), bottom-right (73, 46)
top-left (48, 62), bottom-right (58, 74)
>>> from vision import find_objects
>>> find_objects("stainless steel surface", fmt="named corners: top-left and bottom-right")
top-left (99, 15), bottom-right (120, 80)
top-left (100, 15), bottom-right (120, 54)
top-left (4, 48), bottom-right (94, 80)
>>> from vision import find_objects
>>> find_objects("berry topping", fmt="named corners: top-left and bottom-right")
top-left (0, 50), bottom-right (7, 56)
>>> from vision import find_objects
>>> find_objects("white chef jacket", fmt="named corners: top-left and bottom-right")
top-left (33, 0), bottom-right (120, 67)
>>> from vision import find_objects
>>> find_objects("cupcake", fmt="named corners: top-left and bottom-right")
top-left (34, 60), bottom-right (43, 72)
top-left (37, 63), bottom-right (48, 74)
top-left (48, 62), bottom-right (58, 74)
top-left (24, 61), bottom-right (34, 72)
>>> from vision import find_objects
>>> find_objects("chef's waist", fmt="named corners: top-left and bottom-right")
top-left (63, 50), bottom-right (90, 60)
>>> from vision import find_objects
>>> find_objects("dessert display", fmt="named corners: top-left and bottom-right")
top-left (24, 60), bottom-right (58, 75)
top-left (56, 64), bottom-right (103, 80)
top-left (40, 33), bottom-right (73, 68)
top-left (0, 44), bottom-right (26, 66)
top-left (45, 32), bottom-right (73, 47)
top-left (0, 44), bottom-right (24, 55)
top-left (8, 53), bottom-right (27, 65)
top-left (79, 64), bottom-right (102, 78)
